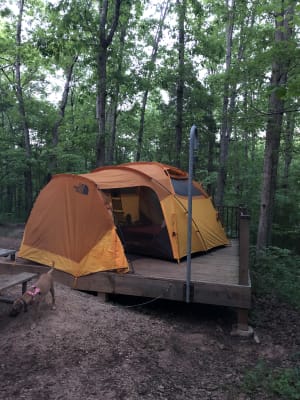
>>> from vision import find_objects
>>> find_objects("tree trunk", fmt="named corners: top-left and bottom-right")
top-left (96, 45), bottom-right (107, 166)
top-left (136, 90), bottom-right (149, 162)
top-left (107, 23), bottom-right (128, 164)
top-left (215, 0), bottom-right (235, 207)
top-left (136, 0), bottom-right (170, 162)
top-left (96, 0), bottom-right (122, 167)
top-left (49, 55), bottom-right (78, 173)
top-left (203, 111), bottom-right (217, 197)
top-left (256, 2), bottom-right (295, 251)
top-left (175, 0), bottom-right (186, 168)
top-left (15, 0), bottom-right (33, 215)
top-left (206, 128), bottom-right (216, 197)
top-left (282, 110), bottom-right (295, 191)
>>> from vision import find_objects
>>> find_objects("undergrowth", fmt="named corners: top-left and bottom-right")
top-left (245, 248), bottom-right (300, 399)
top-left (250, 246), bottom-right (300, 309)
top-left (242, 360), bottom-right (300, 400)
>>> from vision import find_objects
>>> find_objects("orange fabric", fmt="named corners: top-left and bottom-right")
top-left (19, 229), bottom-right (128, 276)
top-left (19, 174), bottom-right (128, 276)
top-left (160, 195), bottom-right (227, 260)
top-left (22, 175), bottom-right (113, 262)
top-left (176, 197), bottom-right (229, 255)
top-left (83, 163), bottom-right (173, 200)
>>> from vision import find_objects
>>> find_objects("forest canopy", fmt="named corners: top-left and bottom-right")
top-left (0, 0), bottom-right (299, 252)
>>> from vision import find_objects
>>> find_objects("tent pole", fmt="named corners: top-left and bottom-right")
top-left (186, 124), bottom-right (198, 303)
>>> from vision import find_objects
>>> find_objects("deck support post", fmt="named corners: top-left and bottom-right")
top-left (231, 308), bottom-right (253, 337)
top-left (237, 308), bottom-right (249, 331)
top-left (231, 211), bottom-right (252, 336)
top-left (97, 292), bottom-right (109, 302)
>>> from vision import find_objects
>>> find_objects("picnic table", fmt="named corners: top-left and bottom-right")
top-left (0, 248), bottom-right (17, 261)
top-left (0, 272), bottom-right (37, 304)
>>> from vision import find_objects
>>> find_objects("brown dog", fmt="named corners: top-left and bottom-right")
top-left (10, 269), bottom-right (56, 317)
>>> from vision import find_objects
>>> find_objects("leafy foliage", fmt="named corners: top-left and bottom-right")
top-left (243, 360), bottom-right (300, 400)
top-left (251, 246), bottom-right (300, 309)
top-left (0, 0), bottom-right (299, 248)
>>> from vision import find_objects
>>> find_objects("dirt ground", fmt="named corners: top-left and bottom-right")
top-left (0, 224), bottom-right (299, 400)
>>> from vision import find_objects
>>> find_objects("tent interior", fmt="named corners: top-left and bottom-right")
top-left (103, 186), bottom-right (173, 260)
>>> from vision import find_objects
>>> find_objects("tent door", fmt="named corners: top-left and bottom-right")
top-left (111, 194), bottom-right (126, 224)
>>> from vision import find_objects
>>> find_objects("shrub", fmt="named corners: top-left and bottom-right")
top-left (243, 361), bottom-right (300, 400)
top-left (251, 246), bottom-right (300, 309)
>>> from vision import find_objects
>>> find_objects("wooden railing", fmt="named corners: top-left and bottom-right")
top-left (217, 205), bottom-right (250, 286)
top-left (239, 210), bottom-right (250, 286)
top-left (217, 206), bottom-right (251, 330)
top-left (216, 206), bottom-right (240, 238)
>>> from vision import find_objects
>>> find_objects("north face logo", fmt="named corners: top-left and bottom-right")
top-left (74, 183), bottom-right (89, 195)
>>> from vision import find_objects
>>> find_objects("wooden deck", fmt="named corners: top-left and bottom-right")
top-left (0, 210), bottom-right (251, 330)
top-left (75, 239), bottom-right (251, 309)
top-left (0, 239), bottom-right (251, 310)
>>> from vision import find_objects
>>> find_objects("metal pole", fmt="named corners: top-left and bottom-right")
top-left (186, 124), bottom-right (198, 302)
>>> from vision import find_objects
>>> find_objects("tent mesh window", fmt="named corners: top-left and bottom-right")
top-left (171, 178), bottom-right (204, 197)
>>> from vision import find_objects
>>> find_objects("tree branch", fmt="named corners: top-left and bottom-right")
top-left (52, 55), bottom-right (78, 147)
top-left (106, 0), bottom-right (122, 47)
top-left (249, 102), bottom-right (300, 116)
top-left (0, 67), bottom-right (14, 84)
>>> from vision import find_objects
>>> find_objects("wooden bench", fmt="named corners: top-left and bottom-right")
top-left (0, 272), bottom-right (37, 304)
top-left (0, 248), bottom-right (17, 261)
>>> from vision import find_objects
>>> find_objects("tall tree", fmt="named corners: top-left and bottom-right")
top-left (174, 0), bottom-right (186, 168)
top-left (256, 0), bottom-right (296, 250)
top-left (135, 0), bottom-right (170, 162)
top-left (106, 0), bottom-right (134, 164)
top-left (106, 25), bottom-right (127, 164)
top-left (96, 0), bottom-right (122, 167)
top-left (282, 109), bottom-right (295, 191)
top-left (49, 55), bottom-right (78, 173)
top-left (15, 0), bottom-right (33, 214)
top-left (215, 0), bottom-right (235, 207)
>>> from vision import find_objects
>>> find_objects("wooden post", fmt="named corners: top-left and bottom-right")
top-left (97, 292), bottom-right (109, 302)
top-left (236, 309), bottom-right (249, 332)
top-left (236, 211), bottom-right (251, 333)
top-left (22, 281), bottom-right (27, 294)
top-left (239, 212), bottom-right (250, 286)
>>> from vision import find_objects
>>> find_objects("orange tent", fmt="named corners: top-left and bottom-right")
top-left (19, 162), bottom-right (229, 277)
top-left (18, 174), bottom-right (128, 277)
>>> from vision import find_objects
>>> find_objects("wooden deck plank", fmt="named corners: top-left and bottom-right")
top-left (129, 241), bottom-right (239, 285)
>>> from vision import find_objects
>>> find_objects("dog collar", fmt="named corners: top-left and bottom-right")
top-left (26, 287), bottom-right (41, 297)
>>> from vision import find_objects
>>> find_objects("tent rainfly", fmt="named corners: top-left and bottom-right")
top-left (19, 162), bottom-right (229, 278)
